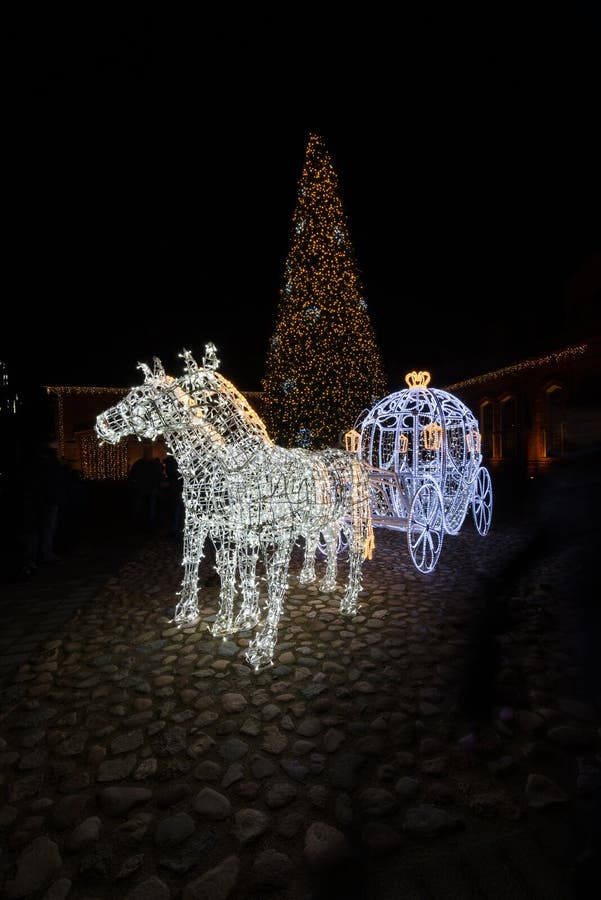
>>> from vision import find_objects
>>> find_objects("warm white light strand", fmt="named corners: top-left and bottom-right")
top-left (444, 344), bottom-right (588, 391)
top-left (80, 430), bottom-right (129, 480)
top-left (45, 385), bottom-right (129, 463)
top-left (96, 345), bottom-right (374, 670)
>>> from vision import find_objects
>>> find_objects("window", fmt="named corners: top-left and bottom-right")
top-left (479, 400), bottom-right (494, 459)
top-left (544, 385), bottom-right (564, 458)
top-left (500, 396), bottom-right (518, 458)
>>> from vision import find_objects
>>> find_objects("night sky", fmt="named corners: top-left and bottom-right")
top-left (5, 8), bottom-right (600, 399)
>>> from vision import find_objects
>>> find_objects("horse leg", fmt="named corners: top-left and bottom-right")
top-left (174, 515), bottom-right (207, 625)
top-left (210, 526), bottom-right (238, 637)
top-left (245, 533), bottom-right (294, 671)
top-left (299, 531), bottom-right (318, 584)
top-left (319, 523), bottom-right (338, 593)
top-left (233, 534), bottom-right (262, 631)
top-left (340, 461), bottom-right (373, 616)
top-left (340, 526), bottom-right (365, 616)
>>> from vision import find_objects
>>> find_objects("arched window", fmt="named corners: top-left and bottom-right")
top-left (479, 399), bottom-right (494, 459)
top-left (500, 395), bottom-right (518, 459)
top-left (544, 384), bottom-right (564, 458)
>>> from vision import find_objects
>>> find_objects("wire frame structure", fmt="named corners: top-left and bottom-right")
top-left (350, 371), bottom-right (493, 573)
top-left (95, 345), bottom-right (374, 670)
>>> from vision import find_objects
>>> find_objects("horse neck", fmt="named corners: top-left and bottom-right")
top-left (222, 431), bottom-right (269, 473)
top-left (163, 371), bottom-right (271, 477)
top-left (161, 423), bottom-right (217, 477)
top-left (163, 422), bottom-right (270, 482)
top-left (215, 375), bottom-right (272, 444)
top-left (183, 371), bottom-right (272, 444)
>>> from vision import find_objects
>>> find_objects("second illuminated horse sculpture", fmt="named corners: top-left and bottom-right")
top-left (96, 345), bottom-right (374, 669)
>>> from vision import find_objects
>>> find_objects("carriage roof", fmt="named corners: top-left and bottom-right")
top-left (355, 371), bottom-right (479, 434)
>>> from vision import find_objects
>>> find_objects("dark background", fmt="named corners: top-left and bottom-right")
top-left (4, 8), bottom-right (601, 398)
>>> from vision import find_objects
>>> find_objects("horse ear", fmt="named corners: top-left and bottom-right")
top-left (153, 357), bottom-right (165, 378)
top-left (179, 348), bottom-right (198, 374)
top-left (203, 343), bottom-right (220, 370)
top-left (137, 362), bottom-right (153, 383)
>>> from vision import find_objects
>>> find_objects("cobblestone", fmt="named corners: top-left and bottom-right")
top-left (0, 470), bottom-right (600, 898)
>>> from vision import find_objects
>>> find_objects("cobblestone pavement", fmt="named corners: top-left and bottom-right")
top-left (0, 465), bottom-right (600, 899)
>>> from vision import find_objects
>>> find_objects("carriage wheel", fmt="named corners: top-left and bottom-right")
top-left (441, 468), bottom-right (471, 536)
top-left (317, 528), bottom-right (349, 558)
top-left (407, 481), bottom-right (444, 573)
top-left (472, 466), bottom-right (493, 536)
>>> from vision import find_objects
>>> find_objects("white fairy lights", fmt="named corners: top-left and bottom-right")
top-left (96, 345), bottom-right (374, 670)
top-left (351, 370), bottom-right (493, 573)
top-left (45, 385), bottom-right (130, 478)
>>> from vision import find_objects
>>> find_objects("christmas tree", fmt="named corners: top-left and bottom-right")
top-left (262, 133), bottom-right (388, 449)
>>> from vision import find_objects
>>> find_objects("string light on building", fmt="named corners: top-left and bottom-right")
top-left (80, 430), bottom-right (129, 480)
top-left (445, 344), bottom-right (589, 391)
top-left (45, 385), bottom-right (129, 463)
top-left (45, 385), bottom-right (131, 479)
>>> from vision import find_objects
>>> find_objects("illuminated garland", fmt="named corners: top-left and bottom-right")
top-left (444, 344), bottom-right (589, 391)
top-left (79, 429), bottom-right (129, 480)
top-left (96, 345), bottom-right (374, 670)
top-left (45, 385), bottom-right (128, 459)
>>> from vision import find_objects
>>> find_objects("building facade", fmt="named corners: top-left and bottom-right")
top-left (38, 254), bottom-right (601, 482)
top-left (446, 337), bottom-right (601, 480)
top-left (448, 252), bottom-right (600, 480)
top-left (44, 385), bottom-right (266, 480)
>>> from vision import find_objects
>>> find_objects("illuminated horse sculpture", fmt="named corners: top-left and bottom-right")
top-left (95, 344), bottom-right (374, 669)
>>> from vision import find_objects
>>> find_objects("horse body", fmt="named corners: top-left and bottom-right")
top-left (95, 345), bottom-right (373, 669)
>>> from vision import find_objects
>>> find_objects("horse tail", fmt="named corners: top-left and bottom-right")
top-left (350, 458), bottom-right (374, 561)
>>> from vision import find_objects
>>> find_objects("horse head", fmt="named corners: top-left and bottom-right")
top-left (95, 344), bottom-right (271, 460)
top-left (95, 357), bottom-right (197, 445)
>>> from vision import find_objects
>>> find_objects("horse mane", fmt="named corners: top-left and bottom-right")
top-left (212, 372), bottom-right (273, 446)
top-left (174, 366), bottom-right (273, 447)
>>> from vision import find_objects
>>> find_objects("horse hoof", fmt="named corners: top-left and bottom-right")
top-left (174, 614), bottom-right (201, 627)
top-left (246, 653), bottom-right (274, 672)
top-left (319, 580), bottom-right (336, 593)
top-left (233, 616), bottom-right (260, 632)
top-left (210, 622), bottom-right (235, 638)
top-left (299, 572), bottom-right (316, 584)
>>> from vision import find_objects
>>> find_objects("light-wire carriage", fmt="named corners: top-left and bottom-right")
top-left (335, 370), bottom-right (493, 574)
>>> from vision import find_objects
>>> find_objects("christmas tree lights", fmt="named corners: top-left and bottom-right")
top-left (262, 133), bottom-right (388, 449)
top-left (96, 345), bottom-right (374, 670)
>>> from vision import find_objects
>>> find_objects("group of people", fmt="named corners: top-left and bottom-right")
top-left (1, 441), bottom-right (186, 581)
top-left (6, 438), bottom-right (81, 578)
top-left (127, 447), bottom-right (183, 535)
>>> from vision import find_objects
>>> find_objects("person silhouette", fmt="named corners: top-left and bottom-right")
top-left (36, 438), bottom-right (67, 564)
top-left (127, 446), bottom-right (163, 530)
top-left (164, 453), bottom-right (184, 538)
top-left (16, 438), bottom-right (67, 572)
